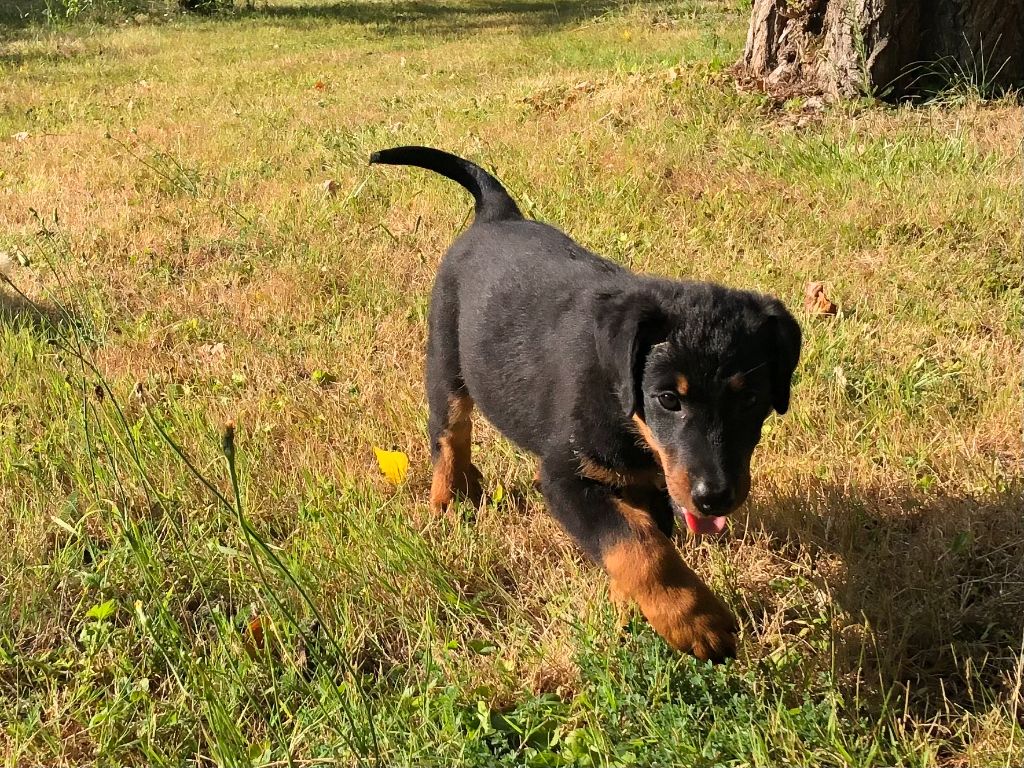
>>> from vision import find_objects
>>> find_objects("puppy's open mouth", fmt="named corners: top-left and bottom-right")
top-left (670, 499), bottom-right (728, 536)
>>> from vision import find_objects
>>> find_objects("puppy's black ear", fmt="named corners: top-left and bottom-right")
top-left (762, 299), bottom-right (802, 414)
top-left (594, 291), bottom-right (667, 417)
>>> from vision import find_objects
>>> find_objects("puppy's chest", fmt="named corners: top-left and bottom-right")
top-left (576, 455), bottom-right (666, 492)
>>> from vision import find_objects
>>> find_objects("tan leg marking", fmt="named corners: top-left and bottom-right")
top-left (430, 395), bottom-right (482, 513)
top-left (603, 499), bottom-right (736, 660)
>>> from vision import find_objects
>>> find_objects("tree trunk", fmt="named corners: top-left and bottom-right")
top-left (737, 0), bottom-right (1024, 100)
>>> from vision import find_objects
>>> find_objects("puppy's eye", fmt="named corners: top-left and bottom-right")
top-left (656, 392), bottom-right (681, 411)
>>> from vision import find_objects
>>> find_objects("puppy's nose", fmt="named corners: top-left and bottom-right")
top-left (691, 480), bottom-right (735, 516)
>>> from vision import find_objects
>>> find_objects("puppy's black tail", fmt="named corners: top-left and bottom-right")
top-left (369, 146), bottom-right (522, 224)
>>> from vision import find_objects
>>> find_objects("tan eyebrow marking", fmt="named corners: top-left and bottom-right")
top-left (727, 373), bottom-right (745, 391)
top-left (675, 374), bottom-right (689, 396)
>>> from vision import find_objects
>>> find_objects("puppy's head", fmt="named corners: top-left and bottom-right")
top-left (595, 282), bottom-right (800, 534)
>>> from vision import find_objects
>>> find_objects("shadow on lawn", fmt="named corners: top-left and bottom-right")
top-left (0, 0), bottom-right (48, 33)
top-left (2, 0), bottom-right (672, 37)
top-left (749, 476), bottom-right (1024, 725)
top-left (0, 286), bottom-right (69, 333)
top-left (248, 0), bottom-right (671, 35)
top-left (1, 0), bottom-right (673, 65)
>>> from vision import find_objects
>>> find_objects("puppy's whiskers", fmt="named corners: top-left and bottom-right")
top-left (739, 362), bottom-right (767, 377)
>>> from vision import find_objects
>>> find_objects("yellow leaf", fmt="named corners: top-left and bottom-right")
top-left (374, 447), bottom-right (409, 485)
top-left (492, 483), bottom-right (505, 504)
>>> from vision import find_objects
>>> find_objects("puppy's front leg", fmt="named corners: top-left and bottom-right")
top-left (539, 463), bottom-right (737, 661)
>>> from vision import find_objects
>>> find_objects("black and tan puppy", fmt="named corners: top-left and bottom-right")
top-left (370, 146), bottom-right (801, 661)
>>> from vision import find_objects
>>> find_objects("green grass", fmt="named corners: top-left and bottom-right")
top-left (1, 1), bottom-right (1022, 765)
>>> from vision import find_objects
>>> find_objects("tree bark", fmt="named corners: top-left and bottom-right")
top-left (738, 0), bottom-right (1024, 100)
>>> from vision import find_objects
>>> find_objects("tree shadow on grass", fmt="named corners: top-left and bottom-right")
top-left (1, 0), bottom-right (64, 68)
top-left (745, 476), bottom-right (1024, 730)
top-left (0, 0), bottom-right (44, 29)
top-left (1, 0), bottom-right (673, 67)
top-left (247, 0), bottom-right (670, 36)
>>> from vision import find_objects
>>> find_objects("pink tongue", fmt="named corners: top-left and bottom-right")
top-left (683, 510), bottom-right (728, 536)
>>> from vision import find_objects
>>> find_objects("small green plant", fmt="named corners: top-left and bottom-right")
top-left (901, 32), bottom-right (1017, 104)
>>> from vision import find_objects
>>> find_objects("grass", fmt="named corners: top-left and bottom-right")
top-left (1, 0), bottom-right (1022, 765)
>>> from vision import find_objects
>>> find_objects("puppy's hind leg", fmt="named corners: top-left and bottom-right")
top-left (426, 290), bottom-right (483, 513)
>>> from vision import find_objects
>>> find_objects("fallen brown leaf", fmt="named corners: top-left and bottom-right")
top-left (804, 281), bottom-right (838, 316)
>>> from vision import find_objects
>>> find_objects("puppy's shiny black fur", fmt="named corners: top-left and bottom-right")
top-left (371, 146), bottom-right (801, 660)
